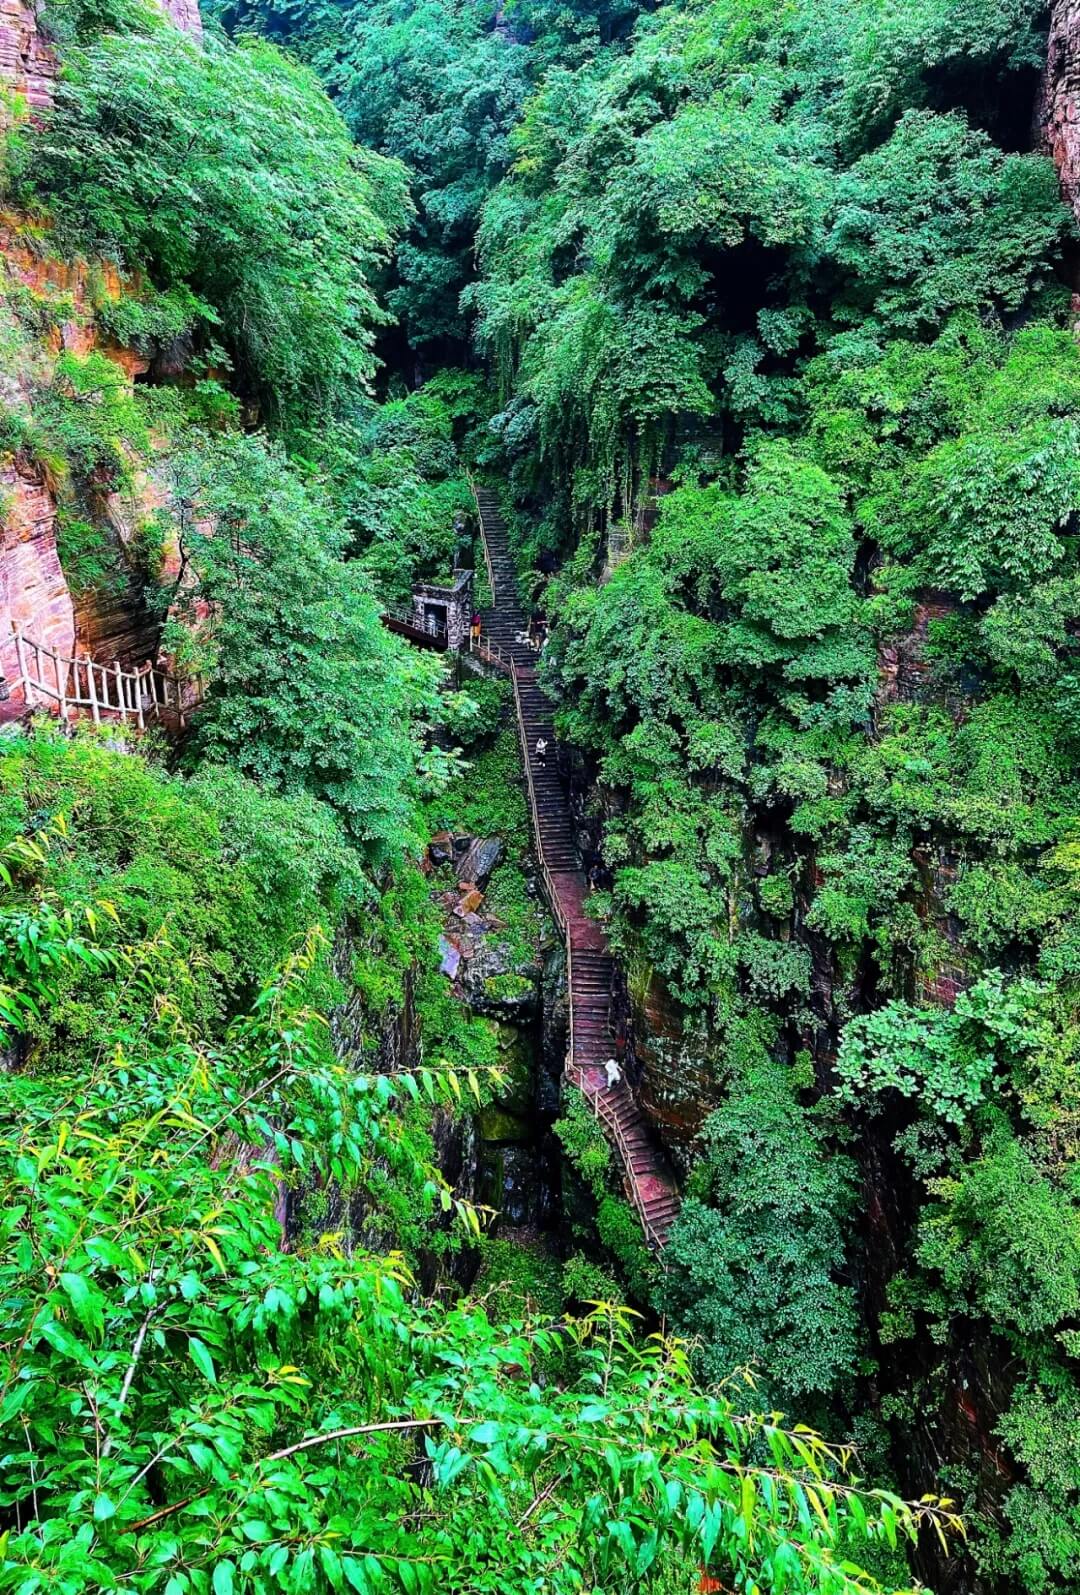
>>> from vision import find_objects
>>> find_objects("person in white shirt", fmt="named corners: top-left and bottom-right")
top-left (535, 737), bottom-right (549, 764)
top-left (603, 1058), bottom-right (621, 1090)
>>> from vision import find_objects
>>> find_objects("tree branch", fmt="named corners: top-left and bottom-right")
top-left (103, 1305), bottom-right (158, 1458)
top-left (122, 1416), bottom-right (444, 1535)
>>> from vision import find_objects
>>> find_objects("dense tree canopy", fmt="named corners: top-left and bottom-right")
top-left (5, 0), bottom-right (1080, 1586)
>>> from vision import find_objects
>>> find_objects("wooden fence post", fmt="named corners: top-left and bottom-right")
top-left (87, 658), bottom-right (100, 724)
top-left (13, 627), bottom-right (30, 708)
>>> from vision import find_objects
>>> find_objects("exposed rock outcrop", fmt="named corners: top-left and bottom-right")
top-left (1038, 0), bottom-right (1080, 226)
top-left (0, 0), bottom-right (57, 121)
top-left (161, 0), bottom-right (202, 38)
top-left (0, 463), bottom-right (74, 698)
top-left (0, 0), bottom-right (204, 705)
top-left (875, 591), bottom-right (962, 710)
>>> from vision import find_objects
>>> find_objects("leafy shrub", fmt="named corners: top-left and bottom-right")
top-left (16, 19), bottom-right (410, 418)
top-left (0, 727), bottom-right (355, 1055)
top-left (554, 1087), bottom-right (613, 1197)
top-left (664, 1028), bottom-right (859, 1403)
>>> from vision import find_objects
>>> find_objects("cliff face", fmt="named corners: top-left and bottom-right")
top-left (0, 0), bottom-right (57, 121)
top-left (0, 239), bottom-right (163, 699)
top-left (0, 0), bottom-right (201, 707)
top-left (1038, 0), bottom-right (1080, 233)
top-left (0, 0), bottom-right (201, 126)
top-left (0, 466), bottom-right (74, 703)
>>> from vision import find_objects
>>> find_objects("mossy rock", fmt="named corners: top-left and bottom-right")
top-left (492, 1020), bottom-right (534, 1115)
top-left (478, 1105), bottom-right (531, 1143)
top-left (484, 972), bottom-right (535, 1005)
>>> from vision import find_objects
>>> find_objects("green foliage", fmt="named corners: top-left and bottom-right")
top-left (0, 904), bottom-right (956, 1594)
top-left (421, 721), bottom-right (549, 969)
top-left (471, 1236), bottom-right (564, 1321)
top-left (550, 441), bottom-right (872, 1005)
top-left (664, 1023), bottom-right (859, 1403)
top-left (836, 972), bottom-right (1046, 1130)
top-left (30, 349), bottom-right (148, 499)
top-left (338, 376), bottom-right (482, 604)
top-left (0, 728), bottom-right (355, 1057)
top-left (166, 432), bottom-right (447, 862)
top-left (554, 1086), bottom-right (613, 1196)
top-left (561, 1251), bottom-right (621, 1307)
top-left (93, 279), bottom-right (212, 356)
top-left (828, 112), bottom-right (1067, 336)
top-left (991, 1378), bottom-right (1080, 1593)
top-left (915, 1125), bottom-right (1080, 1337)
top-left (7, 0), bottom-right (1079, 1577)
top-left (15, 15), bottom-right (410, 418)
top-left (331, 0), bottom-right (532, 352)
top-left (54, 511), bottom-right (117, 596)
top-left (595, 1193), bottom-right (657, 1304)
top-left (863, 323), bottom-right (1080, 600)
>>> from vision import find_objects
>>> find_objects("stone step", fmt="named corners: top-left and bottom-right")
top-left (476, 487), bottom-right (679, 1254)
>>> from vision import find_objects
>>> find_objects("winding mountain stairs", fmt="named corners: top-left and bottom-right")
top-left (473, 486), bottom-right (680, 1252)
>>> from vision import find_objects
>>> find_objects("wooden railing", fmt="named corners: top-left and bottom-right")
top-left (469, 630), bottom-right (511, 674)
top-left (508, 658), bottom-right (667, 1253)
top-left (583, 1086), bottom-right (667, 1253)
top-left (13, 628), bottom-right (198, 729)
top-left (468, 471), bottom-right (499, 608)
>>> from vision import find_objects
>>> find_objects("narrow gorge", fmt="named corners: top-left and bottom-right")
top-left (2, 0), bottom-right (1080, 1591)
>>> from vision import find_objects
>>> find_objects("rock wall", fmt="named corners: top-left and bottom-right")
top-left (0, 0), bottom-right (203, 709)
top-left (0, 0), bottom-right (57, 121)
top-left (876, 591), bottom-right (962, 709)
top-left (0, 242), bottom-right (156, 705)
top-left (161, 0), bottom-right (202, 38)
top-left (0, 464), bottom-right (74, 702)
top-left (635, 974), bottom-right (721, 1167)
top-left (1038, 0), bottom-right (1080, 229)
top-left (0, 0), bottom-right (202, 128)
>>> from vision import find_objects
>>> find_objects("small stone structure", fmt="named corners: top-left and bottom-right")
top-left (411, 568), bottom-right (473, 651)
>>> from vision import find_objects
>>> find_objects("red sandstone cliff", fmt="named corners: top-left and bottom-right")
top-left (0, 0), bottom-right (202, 709)
top-left (1038, 0), bottom-right (1080, 225)
top-left (0, 0), bottom-right (56, 121)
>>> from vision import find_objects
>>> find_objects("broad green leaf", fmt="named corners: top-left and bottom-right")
top-left (188, 1337), bottom-right (217, 1384)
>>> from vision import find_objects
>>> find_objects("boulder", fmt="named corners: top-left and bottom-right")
top-left (457, 836), bottom-right (503, 886)
top-left (429, 831), bottom-right (453, 866)
top-left (459, 937), bottom-right (540, 1016)
top-left (455, 886), bottom-right (485, 916)
top-left (438, 935), bottom-right (462, 979)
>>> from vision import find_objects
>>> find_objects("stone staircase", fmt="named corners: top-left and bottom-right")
top-left (473, 487), bottom-right (680, 1250)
